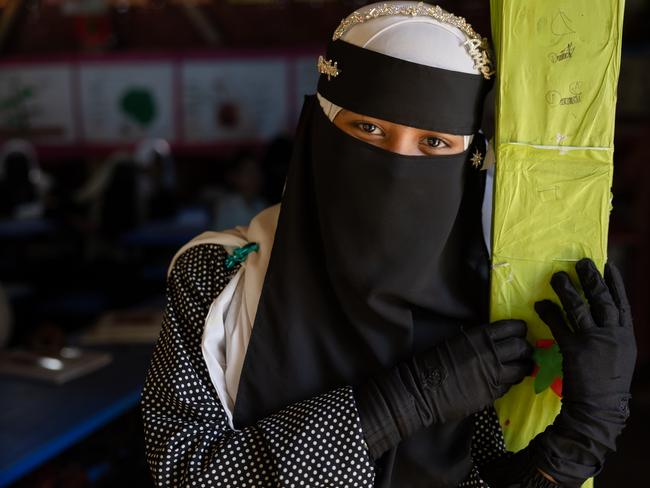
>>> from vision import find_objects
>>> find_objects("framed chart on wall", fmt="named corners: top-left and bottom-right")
top-left (181, 58), bottom-right (289, 144)
top-left (0, 64), bottom-right (77, 144)
top-left (0, 49), bottom-right (321, 154)
top-left (78, 61), bottom-right (175, 144)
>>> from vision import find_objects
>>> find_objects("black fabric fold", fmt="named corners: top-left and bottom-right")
top-left (233, 93), bottom-right (490, 487)
top-left (480, 449), bottom-right (560, 488)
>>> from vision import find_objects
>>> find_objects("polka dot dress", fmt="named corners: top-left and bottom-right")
top-left (457, 408), bottom-right (508, 488)
top-left (471, 408), bottom-right (507, 467)
top-left (141, 244), bottom-right (508, 487)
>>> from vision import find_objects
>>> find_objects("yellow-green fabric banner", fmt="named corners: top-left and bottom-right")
top-left (489, 2), bottom-right (625, 487)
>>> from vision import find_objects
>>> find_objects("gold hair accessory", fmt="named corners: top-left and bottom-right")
top-left (332, 2), bottom-right (495, 80)
top-left (470, 149), bottom-right (483, 168)
top-left (317, 56), bottom-right (341, 80)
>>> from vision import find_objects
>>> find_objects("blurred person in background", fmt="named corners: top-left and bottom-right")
top-left (212, 150), bottom-right (267, 231)
top-left (74, 151), bottom-right (138, 259)
top-left (75, 140), bottom-right (178, 252)
top-left (134, 138), bottom-right (178, 223)
top-left (141, 2), bottom-right (636, 487)
top-left (0, 139), bottom-right (49, 220)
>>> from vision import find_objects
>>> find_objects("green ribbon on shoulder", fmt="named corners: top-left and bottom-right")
top-left (225, 242), bottom-right (260, 270)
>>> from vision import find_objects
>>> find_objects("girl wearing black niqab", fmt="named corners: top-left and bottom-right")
top-left (142, 3), bottom-right (636, 487)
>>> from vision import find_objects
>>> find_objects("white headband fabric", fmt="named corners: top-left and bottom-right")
top-left (339, 2), bottom-right (480, 76)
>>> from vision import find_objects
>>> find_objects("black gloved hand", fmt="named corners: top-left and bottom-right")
top-left (412, 319), bottom-right (533, 421)
top-left (539, 259), bottom-right (636, 412)
top-left (354, 320), bottom-right (533, 459)
top-left (526, 258), bottom-right (636, 487)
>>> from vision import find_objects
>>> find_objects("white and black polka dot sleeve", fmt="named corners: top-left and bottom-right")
top-left (141, 244), bottom-right (376, 487)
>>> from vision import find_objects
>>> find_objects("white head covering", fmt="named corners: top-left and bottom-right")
top-left (0, 139), bottom-right (40, 183)
top-left (339, 1), bottom-right (479, 73)
top-left (0, 139), bottom-right (51, 219)
top-left (133, 138), bottom-right (176, 189)
top-left (317, 1), bottom-right (481, 148)
top-left (134, 138), bottom-right (171, 168)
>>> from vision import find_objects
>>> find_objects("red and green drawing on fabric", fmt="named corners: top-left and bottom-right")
top-left (532, 339), bottom-right (563, 397)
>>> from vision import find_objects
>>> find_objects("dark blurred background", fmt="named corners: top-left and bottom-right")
top-left (0, 0), bottom-right (647, 487)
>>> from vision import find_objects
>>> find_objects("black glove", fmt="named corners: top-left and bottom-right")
top-left (530, 259), bottom-right (636, 486)
top-left (482, 258), bottom-right (636, 487)
top-left (354, 320), bottom-right (533, 459)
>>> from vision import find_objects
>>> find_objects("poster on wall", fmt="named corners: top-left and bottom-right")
top-left (181, 59), bottom-right (288, 143)
top-left (79, 62), bottom-right (174, 143)
top-left (0, 64), bottom-right (77, 143)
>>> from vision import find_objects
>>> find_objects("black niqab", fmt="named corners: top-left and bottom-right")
top-left (234, 40), bottom-right (491, 486)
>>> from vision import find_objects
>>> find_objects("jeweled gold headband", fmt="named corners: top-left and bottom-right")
top-left (330, 2), bottom-right (494, 80)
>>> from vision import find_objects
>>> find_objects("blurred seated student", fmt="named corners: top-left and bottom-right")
top-left (74, 152), bottom-right (138, 260)
top-left (212, 151), bottom-right (268, 231)
top-left (134, 138), bottom-right (178, 223)
top-left (0, 139), bottom-right (49, 220)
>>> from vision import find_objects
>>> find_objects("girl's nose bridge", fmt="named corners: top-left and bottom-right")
top-left (386, 128), bottom-right (419, 155)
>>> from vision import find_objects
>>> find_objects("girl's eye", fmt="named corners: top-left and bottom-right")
top-left (358, 123), bottom-right (382, 135)
top-left (424, 136), bottom-right (446, 148)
